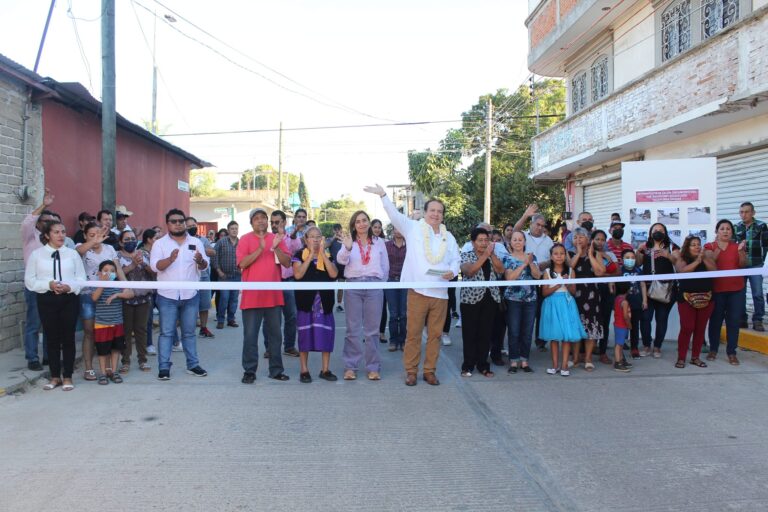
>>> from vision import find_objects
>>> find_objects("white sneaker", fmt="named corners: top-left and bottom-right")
top-left (172, 344), bottom-right (183, 352)
top-left (455, 319), bottom-right (462, 328)
top-left (546, 368), bottom-right (558, 375)
top-left (441, 334), bottom-right (452, 346)
top-left (147, 345), bottom-right (157, 355)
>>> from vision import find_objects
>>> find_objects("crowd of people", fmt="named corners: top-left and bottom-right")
top-left (22, 186), bottom-right (764, 391)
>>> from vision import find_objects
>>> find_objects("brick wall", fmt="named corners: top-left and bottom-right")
top-left (533, 10), bottom-right (768, 174)
top-left (559, 0), bottom-right (578, 19)
top-left (0, 74), bottom-right (43, 353)
top-left (530, 0), bottom-right (557, 49)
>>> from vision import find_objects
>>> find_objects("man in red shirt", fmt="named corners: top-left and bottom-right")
top-left (607, 221), bottom-right (640, 265)
top-left (236, 208), bottom-right (292, 383)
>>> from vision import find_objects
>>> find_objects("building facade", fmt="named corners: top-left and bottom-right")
top-left (527, 0), bottom-right (768, 230)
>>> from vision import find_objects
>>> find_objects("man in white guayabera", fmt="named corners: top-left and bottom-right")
top-left (365, 184), bottom-right (460, 387)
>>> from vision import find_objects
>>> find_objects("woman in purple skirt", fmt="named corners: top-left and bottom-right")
top-left (293, 226), bottom-right (339, 383)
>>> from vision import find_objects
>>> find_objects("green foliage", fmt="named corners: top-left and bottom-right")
top-left (190, 169), bottom-right (218, 197)
top-left (298, 173), bottom-right (310, 210)
top-left (407, 79), bottom-right (567, 241)
top-left (318, 195), bottom-right (367, 226)
top-left (232, 164), bottom-right (299, 195)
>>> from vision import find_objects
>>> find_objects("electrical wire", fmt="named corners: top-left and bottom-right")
top-left (66, 0), bottom-right (94, 92)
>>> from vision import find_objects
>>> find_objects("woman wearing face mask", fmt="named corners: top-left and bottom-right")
top-left (568, 227), bottom-right (607, 371)
top-left (638, 223), bottom-right (680, 358)
top-left (117, 230), bottom-right (155, 373)
top-left (675, 236), bottom-right (716, 368)
top-left (704, 220), bottom-right (748, 365)
top-left (25, 221), bottom-right (86, 391)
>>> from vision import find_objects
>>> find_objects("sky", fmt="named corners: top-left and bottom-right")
top-left (0, 0), bottom-right (530, 219)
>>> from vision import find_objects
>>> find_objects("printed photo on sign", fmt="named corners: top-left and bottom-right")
top-left (668, 229), bottom-right (682, 247)
top-left (631, 229), bottom-right (648, 249)
top-left (688, 207), bottom-right (711, 224)
top-left (657, 208), bottom-right (680, 225)
top-left (630, 208), bottom-right (651, 225)
top-left (689, 229), bottom-right (707, 245)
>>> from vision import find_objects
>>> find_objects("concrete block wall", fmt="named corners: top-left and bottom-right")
top-left (533, 9), bottom-right (768, 173)
top-left (0, 74), bottom-right (43, 353)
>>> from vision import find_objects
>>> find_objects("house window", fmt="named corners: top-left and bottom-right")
top-left (661, 0), bottom-right (691, 62)
top-left (590, 56), bottom-right (609, 102)
top-left (702, 0), bottom-right (739, 39)
top-left (571, 71), bottom-right (587, 113)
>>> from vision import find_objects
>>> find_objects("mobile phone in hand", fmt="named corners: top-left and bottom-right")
top-left (188, 244), bottom-right (196, 251)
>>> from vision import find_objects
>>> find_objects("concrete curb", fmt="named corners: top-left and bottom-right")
top-left (0, 354), bottom-right (84, 397)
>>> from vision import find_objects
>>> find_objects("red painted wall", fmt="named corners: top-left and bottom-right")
top-left (41, 100), bottom-right (191, 234)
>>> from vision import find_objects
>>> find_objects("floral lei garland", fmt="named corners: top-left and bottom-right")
top-left (419, 219), bottom-right (447, 264)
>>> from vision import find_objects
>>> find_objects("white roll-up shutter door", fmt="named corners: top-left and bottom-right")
top-left (583, 178), bottom-right (623, 232)
top-left (717, 146), bottom-right (768, 317)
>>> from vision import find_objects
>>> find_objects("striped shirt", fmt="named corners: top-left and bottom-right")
top-left (95, 288), bottom-right (123, 326)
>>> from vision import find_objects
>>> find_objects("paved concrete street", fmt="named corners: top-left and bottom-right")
top-left (2, 311), bottom-right (768, 512)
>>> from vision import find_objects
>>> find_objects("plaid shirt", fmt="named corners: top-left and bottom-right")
top-left (385, 239), bottom-right (407, 281)
top-left (735, 219), bottom-right (768, 267)
top-left (215, 236), bottom-right (241, 278)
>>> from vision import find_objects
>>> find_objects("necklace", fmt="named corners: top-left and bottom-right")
top-left (420, 219), bottom-right (447, 265)
top-left (357, 238), bottom-right (373, 265)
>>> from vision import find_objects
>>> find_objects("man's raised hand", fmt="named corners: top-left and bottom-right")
top-left (363, 184), bottom-right (386, 197)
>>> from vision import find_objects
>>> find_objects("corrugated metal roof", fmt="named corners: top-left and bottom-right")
top-left (0, 53), bottom-right (211, 169)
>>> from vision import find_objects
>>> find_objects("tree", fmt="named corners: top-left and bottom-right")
top-left (407, 79), bottom-right (567, 240)
top-left (298, 173), bottom-right (310, 210)
top-left (318, 195), bottom-right (367, 226)
top-left (231, 164), bottom-right (299, 196)
top-left (190, 169), bottom-right (218, 197)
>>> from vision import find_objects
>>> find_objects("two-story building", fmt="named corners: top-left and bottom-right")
top-left (527, 0), bottom-right (768, 228)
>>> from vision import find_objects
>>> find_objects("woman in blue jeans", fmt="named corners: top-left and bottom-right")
top-left (503, 231), bottom-right (541, 373)
top-left (638, 223), bottom-right (680, 358)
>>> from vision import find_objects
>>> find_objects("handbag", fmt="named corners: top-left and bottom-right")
top-left (647, 250), bottom-right (673, 304)
top-left (683, 291), bottom-right (712, 309)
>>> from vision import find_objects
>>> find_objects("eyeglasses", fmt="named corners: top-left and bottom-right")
top-left (168, 218), bottom-right (185, 224)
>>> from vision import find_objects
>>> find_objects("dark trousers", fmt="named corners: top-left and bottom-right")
top-left (37, 292), bottom-right (79, 379)
top-left (628, 308), bottom-right (642, 350)
top-left (243, 306), bottom-right (284, 377)
top-left (380, 295), bottom-right (388, 334)
top-left (489, 306), bottom-right (507, 360)
top-left (444, 284), bottom-right (457, 333)
top-left (597, 286), bottom-right (614, 355)
top-left (460, 294), bottom-right (496, 373)
top-left (708, 290), bottom-right (744, 356)
top-left (641, 298), bottom-right (674, 348)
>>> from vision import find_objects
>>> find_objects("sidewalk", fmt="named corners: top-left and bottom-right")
top-left (0, 332), bottom-right (83, 397)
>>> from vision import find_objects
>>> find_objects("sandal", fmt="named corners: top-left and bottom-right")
top-left (675, 360), bottom-right (685, 369)
top-left (690, 358), bottom-right (707, 368)
top-left (110, 373), bottom-right (123, 384)
top-left (98, 375), bottom-right (109, 385)
top-left (584, 362), bottom-right (595, 372)
top-left (343, 370), bottom-right (356, 381)
top-left (84, 369), bottom-right (97, 381)
top-left (480, 369), bottom-right (494, 378)
top-left (119, 365), bottom-right (130, 374)
top-left (139, 362), bottom-right (152, 372)
top-left (43, 379), bottom-right (62, 390)
top-left (367, 371), bottom-right (381, 381)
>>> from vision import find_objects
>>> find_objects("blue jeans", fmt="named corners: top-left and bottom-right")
top-left (709, 290), bottom-right (745, 356)
top-left (216, 276), bottom-right (240, 324)
top-left (146, 294), bottom-right (155, 347)
top-left (506, 300), bottom-right (537, 362)
top-left (263, 286), bottom-right (296, 351)
top-left (156, 294), bottom-right (200, 371)
top-left (741, 271), bottom-right (764, 323)
top-left (641, 298), bottom-right (674, 348)
top-left (243, 307), bottom-right (284, 377)
top-left (384, 288), bottom-right (408, 346)
top-left (24, 288), bottom-right (47, 362)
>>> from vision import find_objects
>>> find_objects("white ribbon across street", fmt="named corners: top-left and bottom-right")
top-left (64, 267), bottom-right (768, 291)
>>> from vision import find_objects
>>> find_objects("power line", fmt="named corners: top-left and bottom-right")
top-left (66, 0), bottom-right (94, 92)
top-left (162, 119), bottom-right (488, 137)
top-left (150, 0), bottom-right (397, 124)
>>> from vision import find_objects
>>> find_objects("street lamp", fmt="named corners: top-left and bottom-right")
top-left (151, 13), bottom-right (176, 134)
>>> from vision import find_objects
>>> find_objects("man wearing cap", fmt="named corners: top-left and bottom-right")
top-left (112, 205), bottom-right (133, 236)
top-left (607, 221), bottom-right (637, 264)
top-left (236, 208), bottom-right (293, 383)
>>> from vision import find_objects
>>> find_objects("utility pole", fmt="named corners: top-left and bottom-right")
top-left (531, 76), bottom-right (540, 134)
top-left (151, 11), bottom-right (157, 134)
top-left (277, 121), bottom-right (284, 208)
top-left (101, 0), bottom-right (116, 213)
top-left (483, 98), bottom-right (493, 224)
